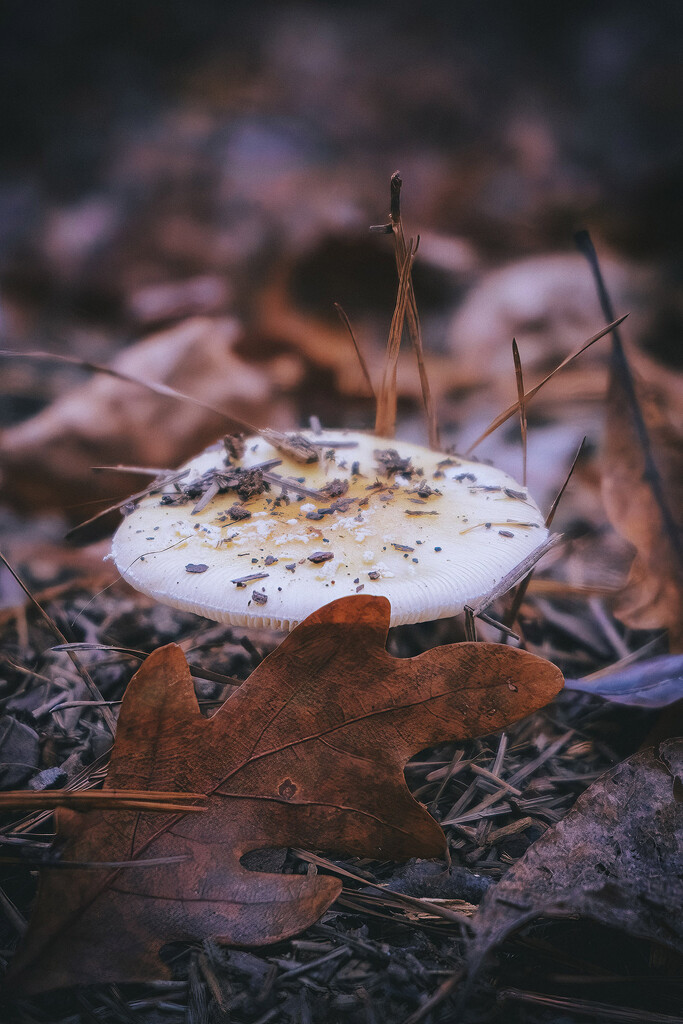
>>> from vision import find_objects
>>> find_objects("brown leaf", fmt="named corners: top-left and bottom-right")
top-left (7, 595), bottom-right (562, 994)
top-left (465, 740), bottom-right (683, 983)
top-left (602, 351), bottom-right (683, 648)
top-left (0, 317), bottom-right (300, 517)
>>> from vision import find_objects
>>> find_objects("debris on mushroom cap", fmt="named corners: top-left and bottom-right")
top-left (111, 429), bottom-right (548, 630)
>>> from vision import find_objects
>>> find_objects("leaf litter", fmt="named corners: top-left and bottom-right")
top-left (1, 185), bottom-right (682, 1024)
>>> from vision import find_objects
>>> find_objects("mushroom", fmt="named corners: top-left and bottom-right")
top-left (111, 429), bottom-right (547, 630)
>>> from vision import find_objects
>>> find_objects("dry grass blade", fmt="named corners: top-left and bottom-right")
top-left (0, 348), bottom-right (256, 432)
top-left (388, 173), bottom-right (441, 449)
top-left (512, 339), bottom-right (527, 487)
top-left (375, 238), bottom-right (416, 437)
top-left (465, 315), bottom-right (628, 453)
top-left (334, 302), bottom-right (376, 398)
top-left (0, 791), bottom-right (207, 813)
top-left (0, 551), bottom-right (117, 734)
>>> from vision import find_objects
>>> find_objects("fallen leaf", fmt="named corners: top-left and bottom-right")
top-left (465, 740), bottom-right (683, 985)
top-left (565, 654), bottom-right (683, 708)
top-left (602, 345), bottom-right (683, 649)
top-left (0, 317), bottom-right (300, 517)
top-left (7, 594), bottom-right (562, 994)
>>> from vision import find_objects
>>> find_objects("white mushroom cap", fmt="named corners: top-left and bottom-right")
top-left (111, 430), bottom-right (547, 630)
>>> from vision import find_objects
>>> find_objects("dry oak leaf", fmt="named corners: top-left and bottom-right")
top-left (6, 595), bottom-right (563, 994)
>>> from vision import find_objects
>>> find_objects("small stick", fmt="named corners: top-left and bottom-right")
top-left (498, 988), bottom-right (683, 1024)
top-left (545, 436), bottom-right (586, 530)
top-left (401, 972), bottom-right (464, 1024)
top-left (261, 471), bottom-right (326, 500)
top-left (334, 302), bottom-right (376, 399)
top-left (192, 479), bottom-right (220, 515)
top-left (292, 850), bottom-right (472, 929)
top-left (512, 339), bottom-right (527, 487)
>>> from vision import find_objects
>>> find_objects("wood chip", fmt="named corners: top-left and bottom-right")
top-left (308, 551), bottom-right (334, 564)
top-left (231, 572), bottom-right (270, 586)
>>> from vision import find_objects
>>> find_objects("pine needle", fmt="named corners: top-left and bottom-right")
top-left (512, 339), bottom-right (527, 487)
top-left (465, 315), bottom-right (628, 453)
top-left (0, 349), bottom-right (256, 432)
top-left (388, 173), bottom-right (441, 449)
top-left (375, 238), bottom-right (416, 437)
top-left (0, 790), bottom-right (207, 813)
top-left (334, 302), bottom-right (376, 398)
top-left (0, 551), bottom-right (117, 735)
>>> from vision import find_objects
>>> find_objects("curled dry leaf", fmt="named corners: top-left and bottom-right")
top-left (602, 349), bottom-right (683, 649)
top-left (6, 595), bottom-right (562, 994)
top-left (566, 654), bottom-right (683, 708)
top-left (0, 317), bottom-right (300, 516)
top-left (465, 739), bottom-right (683, 984)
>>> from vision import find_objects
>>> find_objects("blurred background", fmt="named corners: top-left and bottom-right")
top-left (0, 0), bottom-right (681, 566)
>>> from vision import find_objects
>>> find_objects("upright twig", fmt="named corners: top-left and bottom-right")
top-left (371, 174), bottom-right (440, 448)
top-left (374, 239), bottom-right (416, 437)
top-left (389, 174), bottom-right (441, 449)
top-left (575, 230), bottom-right (683, 576)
